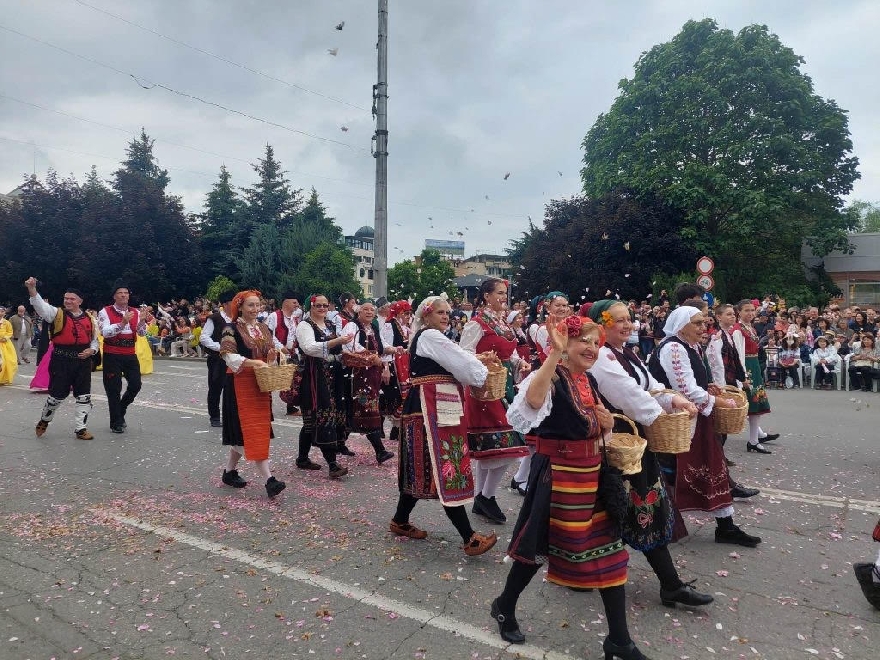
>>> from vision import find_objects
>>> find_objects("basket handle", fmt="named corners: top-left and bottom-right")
top-left (649, 388), bottom-right (678, 397)
top-left (610, 413), bottom-right (639, 436)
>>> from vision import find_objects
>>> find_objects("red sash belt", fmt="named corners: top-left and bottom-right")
top-left (528, 435), bottom-right (601, 460)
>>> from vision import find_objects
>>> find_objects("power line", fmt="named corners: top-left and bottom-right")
top-left (71, 0), bottom-right (369, 113)
top-left (0, 24), bottom-right (369, 154)
top-left (0, 93), bottom-right (372, 188)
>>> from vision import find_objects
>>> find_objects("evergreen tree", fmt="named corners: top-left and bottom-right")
top-left (200, 165), bottom-right (245, 283)
top-left (242, 144), bottom-right (301, 230)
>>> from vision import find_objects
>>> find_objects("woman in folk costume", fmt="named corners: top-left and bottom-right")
top-left (492, 316), bottom-right (651, 660)
top-left (647, 305), bottom-right (762, 548)
top-left (219, 290), bottom-right (286, 498)
top-left (854, 518), bottom-right (880, 610)
top-left (460, 278), bottom-right (531, 524)
top-left (388, 295), bottom-right (498, 557)
top-left (732, 300), bottom-right (779, 453)
top-left (295, 294), bottom-right (355, 479)
top-left (0, 306), bottom-right (18, 385)
top-left (380, 300), bottom-right (413, 444)
top-left (508, 310), bottom-right (531, 362)
top-left (510, 291), bottom-right (571, 495)
top-left (587, 300), bottom-right (713, 609)
top-left (341, 301), bottom-right (395, 465)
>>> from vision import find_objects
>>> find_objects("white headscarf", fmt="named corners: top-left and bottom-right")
top-left (507, 310), bottom-right (522, 325)
top-left (664, 305), bottom-right (702, 337)
top-left (411, 293), bottom-right (449, 335)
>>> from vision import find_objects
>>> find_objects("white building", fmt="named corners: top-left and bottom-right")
top-left (343, 225), bottom-right (375, 298)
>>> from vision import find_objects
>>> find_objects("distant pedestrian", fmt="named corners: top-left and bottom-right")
top-left (9, 305), bottom-right (34, 364)
top-left (0, 306), bottom-right (18, 385)
top-left (200, 291), bottom-right (235, 428)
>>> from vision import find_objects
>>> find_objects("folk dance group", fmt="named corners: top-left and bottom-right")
top-left (192, 276), bottom-right (789, 660)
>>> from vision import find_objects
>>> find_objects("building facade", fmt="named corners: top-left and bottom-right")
top-left (343, 225), bottom-right (375, 298)
top-left (453, 254), bottom-right (512, 279)
top-left (803, 232), bottom-right (880, 307)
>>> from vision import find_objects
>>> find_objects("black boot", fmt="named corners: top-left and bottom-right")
top-left (602, 637), bottom-right (652, 660)
top-left (222, 469), bottom-right (247, 488)
top-left (854, 562), bottom-right (880, 609)
top-left (660, 580), bottom-right (714, 608)
top-left (490, 598), bottom-right (525, 644)
top-left (265, 476), bottom-right (286, 497)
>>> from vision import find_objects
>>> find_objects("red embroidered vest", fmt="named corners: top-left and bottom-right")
top-left (103, 306), bottom-right (138, 355)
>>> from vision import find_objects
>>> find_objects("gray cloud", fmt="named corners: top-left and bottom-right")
top-left (1, 0), bottom-right (877, 264)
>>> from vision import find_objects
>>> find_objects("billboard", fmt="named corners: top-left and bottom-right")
top-left (425, 239), bottom-right (465, 256)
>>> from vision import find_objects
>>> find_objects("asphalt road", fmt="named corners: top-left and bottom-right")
top-left (1, 354), bottom-right (878, 660)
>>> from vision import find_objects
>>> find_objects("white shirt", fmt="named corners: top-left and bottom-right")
top-left (656, 339), bottom-right (715, 416)
top-left (221, 321), bottom-right (283, 372)
top-left (98, 305), bottom-right (145, 338)
top-left (199, 311), bottom-right (232, 352)
top-left (706, 328), bottom-right (741, 387)
top-left (28, 293), bottom-right (98, 351)
top-left (414, 329), bottom-right (487, 387)
top-left (459, 318), bottom-right (525, 370)
top-left (296, 318), bottom-right (337, 360)
top-left (265, 310), bottom-right (298, 350)
top-left (589, 345), bottom-right (672, 427)
top-left (379, 320), bottom-right (395, 362)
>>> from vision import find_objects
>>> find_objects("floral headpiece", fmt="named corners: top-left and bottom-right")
top-left (388, 299), bottom-right (412, 319)
top-left (557, 315), bottom-right (606, 345)
top-left (229, 289), bottom-right (263, 320)
top-left (600, 310), bottom-right (615, 327)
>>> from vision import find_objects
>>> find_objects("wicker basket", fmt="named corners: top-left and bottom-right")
top-left (471, 354), bottom-right (508, 401)
top-left (342, 351), bottom-right (378, 369)
top-left (254, 360), bottom-right (297, 393)
top-left (644, 389), bottom-right (692, 454)
top-left (605, 414), bottom-right (647, 475)
top-left (713, 385), bottom-right (748, 435)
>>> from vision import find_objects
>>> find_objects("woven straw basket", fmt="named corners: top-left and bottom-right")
top-left (605, 414), bottom-right (647, 475)
top-left (713, 385), bottom-right (748, 435)
top-left (471, 353), bottom-right (508, 401)
top-left (644, 389), bottom-right (692, 454)
top-left (254, 359), bottom-right (297, 393)
top-left (342, 351), bottom-right (378, 369)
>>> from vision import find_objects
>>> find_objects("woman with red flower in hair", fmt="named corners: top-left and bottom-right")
top-left (587, 299), bottom-right (712, 610)
top-left (491, 315), bottom-right (652, 660)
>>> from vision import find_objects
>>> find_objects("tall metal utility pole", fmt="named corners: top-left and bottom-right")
top-left (372, 0), bottom-right (389, 298)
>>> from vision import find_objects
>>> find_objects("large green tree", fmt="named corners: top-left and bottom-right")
top-left (388, 249), bottom-right (458, 303)
top-left (200, 165), bottom-right (246, 283)
top-left (513, 193), bottom-right (697, 303)
top-left (242, 144), bottom-right (301, 230)
top-left (845, 200), bottom-right (880, 233)
top-left (581, 18), bottom-right (860, 301)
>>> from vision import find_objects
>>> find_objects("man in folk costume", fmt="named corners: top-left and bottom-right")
top-left (265, 294), bottom-right (299, 414)
top-left (98, 283), bottom-right (145, 433)
top-left (200, 290), bottom-right (235, 428)
top-left (25, 277), bottom-right (99, 440)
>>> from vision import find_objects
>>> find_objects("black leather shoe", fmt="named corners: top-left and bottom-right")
top-left (490, 598), bottom-right (525, 644)
top-left (110, 425), bottom-right (125, 434)
top-left (337, 445), bottom-right (356, 457)
top-left (376, 450), bottom-right (395, 464)
top-left (854, 562), bottom-right (880, 609)
top-left (265, 476), bottom-right (286, 497)
top-left (715, 525), bottom-right (761, 547)
top-left (746, 442), bottom-right (771, 454)
top-left (474, 494), bottom-right (506, 524)
top-left (222, 469), bottom-right (247, 488)
top-left (730, 484), bottom-right (760, 498)
top-left (510, 478), bottom-right (527, 496)
top-left (660, 580), bottom-right (714, 608)
top-left (210, 418), bottom-right (222, 428)
top-left (296, 459), bottom-right (322, 471)
top-left (602, 637), bottom-right (651, 660)
top-left (760, 433), bottom-right (779, 442)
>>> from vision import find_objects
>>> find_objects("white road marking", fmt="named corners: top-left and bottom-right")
top-left (104, 512), bottom-right (579, 660)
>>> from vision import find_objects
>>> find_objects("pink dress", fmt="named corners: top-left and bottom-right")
top-left (29, 343), bottom-right (53, 391)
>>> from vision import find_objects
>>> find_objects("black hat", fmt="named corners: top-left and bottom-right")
top-left (218, 290), bottom-right (235, 304)
top-left (66, 287), bottom-right (85, 301)
top-left (280, 292), bottom-right (299, 302)
top-left (375, 296), bottom-right (389, 308)
top-left (111, 281), bottom-right (130, 296)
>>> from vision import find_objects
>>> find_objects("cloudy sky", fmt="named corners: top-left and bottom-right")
top-left (1, 0), bottom-right (878, 265)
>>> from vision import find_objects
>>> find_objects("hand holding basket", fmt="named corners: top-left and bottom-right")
top-left (254, 353), bottom-right (298, 393)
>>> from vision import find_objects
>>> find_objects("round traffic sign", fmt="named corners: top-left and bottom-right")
top-left (697, 274), bottom-right (714, 290)
top-left (696, 256), bottom-right (715, 275)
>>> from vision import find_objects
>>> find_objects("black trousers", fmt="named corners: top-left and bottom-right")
top-left (206, 354), bottom-right (226, 419)
top-left (102, 353), bottom-right (142, 426)
top-left (48, 353), bottom-right (92, 399)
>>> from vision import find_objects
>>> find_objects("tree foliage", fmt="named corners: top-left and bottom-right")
top-left (581, 18), bottom-right (860, 301)
top-left (388, 249), bottom-right (459, 303)
top-left (844, 200), bottom-right (880, 233)
top-left (513, 193), bottom-right (697, 303)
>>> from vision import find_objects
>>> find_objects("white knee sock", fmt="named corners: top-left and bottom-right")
top-left (74, 395), bottom-right (92, 432)
top-left (254, 459), bottom-right (272, 480)
top-left (41, 395), bottom-right (63, 423)
top-left (481, 465), bottom-right (507, 498)
top-left (225, 448), bottom-right (242, 472)
top-left (473, 463), bottom-right (488, 495)
top-left (513, 448), bottom-right (534, 483)
top-left (748, 416), bottom-right (761, 446)
top-left (758, 426), bottom-right (767, 439)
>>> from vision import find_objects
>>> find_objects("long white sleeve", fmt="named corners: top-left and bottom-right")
top-left (415, 329), bottom-right (487, 387)
top-left (342, 321), bottom-right (363, 353)
top-left (506, 371), bottom-right (553, 433)
top-left (657, 341), bottom-right (714, 415)
top-left (379, 320), bottom-right (394, 362)
top-left (296, 321), bottom-right (330, 359)
top-left (707, 333), bottom-right (726, 386)
top-left (458, 320), bottom-right (483, 353)
top-left (731, 327), bottom-right (748, 372)
top-left (29, 293), bottom-right (58, 323)
top-left (589, 348), bottom-right (664, 426)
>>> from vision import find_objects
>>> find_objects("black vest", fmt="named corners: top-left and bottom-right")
top-left (527, 368), bottom-right (601, 440)
top-left (204, 312), bottom-right (226, 356)
top-left (408, 329), bottom-right (453, 379)
top-left (648, 336), bottom-right (709, 390)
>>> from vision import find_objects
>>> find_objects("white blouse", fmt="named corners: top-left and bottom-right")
top-left (589, 346), bottom-right (672, 427)
top-left (706, 329), bottom-right (740, 387)
top-left (296, 319), bottom-right (336, 359)
top-left (459, 319), bottom-right (525, 370)
top-left (656, 339), bottom-right (715, 416)
top-left (414, 329), bottom-right (487, 387)
top-left (342, 320), bottom-right (374, 354)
